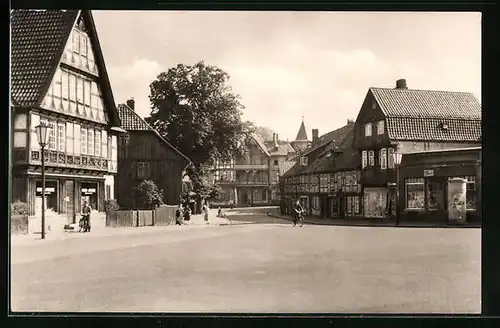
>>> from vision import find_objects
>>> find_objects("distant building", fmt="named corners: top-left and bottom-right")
top-left (116, 101), bottom-right (191, 208)
top-left (10, 10), bottom-right (126, 227)
top-left (208, 132), bottom-right (296, 207)
top-left (353, 78), bottom-right (481, 220)
top-left (290, 118), bottom-right (311, 154)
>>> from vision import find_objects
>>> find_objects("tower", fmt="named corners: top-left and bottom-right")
top-left (290, 116), bottom-right (310, 154)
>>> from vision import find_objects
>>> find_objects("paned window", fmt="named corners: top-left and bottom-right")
top-left (81, 127), bottom-right (87, 154)
top-left (94, 130), bottom-right (101, 156)
top-left (362, 150), bottom-right (367, 169)
top-left (137, 161), bottom-right (150, 179)
top-left (347, 196), bottom-right (361, 215)
top-left (388, 148), bottom-right (395, 169)
top-left (368, 150), bottom-right (375, 166)
top-left (377, 120), bottom-right (385, 135)
top-left (364, 123), bottom-right (372, 136)
top-left (87, 129), bottom-right (94, 155)
top-left (57, 123), bottom-right (65, 152)
top-left (48, 121), bottom-right (56, 150)
top-left (406, 178), bottom-right (425, 209)
top-left (380, 148), bottom-right (387, 170)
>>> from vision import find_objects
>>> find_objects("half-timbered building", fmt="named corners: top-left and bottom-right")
top-left (10, 10), bottom-right (126, 227)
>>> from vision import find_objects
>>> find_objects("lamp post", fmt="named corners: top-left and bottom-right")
top-left (393, 151), bottom-right (403, 226)
top-left (35, 122), bottom-right (50, 239)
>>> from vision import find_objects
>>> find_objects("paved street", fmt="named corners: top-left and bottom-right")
top-left (10, 211), bottom-right (480, 314)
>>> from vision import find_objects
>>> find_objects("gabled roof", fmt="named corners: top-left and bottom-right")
top-left (303, 122), bottom-right (354, 157)
top-left (117, 104), bottom-right (191, 164)
top-left (369, 87), bottom-right (481, 142)
top-left (10, 10), bottom-right (121, 126)
top-left (295, 120), bottom-right (308, 141)
top-left (281, 161), bottom-right (305, 178)
top-left (250, 133), bottom-right (271, 157)
top-left (371, 87), bottom-right (481, 120)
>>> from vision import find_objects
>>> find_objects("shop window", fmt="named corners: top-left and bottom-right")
top-left (380, 148), bottom-right (387, 170)
top-left (137, 161), bottom-right (150, 179)
top-left (368, 150), bottom-right (374, 166)
top-left (363, 189), bottom-right (387, 218)
top-left (347, 196), bottom-right (361, 215)
top-left (405, 178), bottom-right (425, 209)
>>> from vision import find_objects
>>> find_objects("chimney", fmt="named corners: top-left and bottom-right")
top-left (273, 133), bottom-right (279, 148)
top-left (396, 79), bottom-right (407, 89)
top-left (347, 119), bottom-right (354, 125)
top-left (312, 129), bottom-right (319, 143)
top-left (126, 98), bottom-right (135, 111)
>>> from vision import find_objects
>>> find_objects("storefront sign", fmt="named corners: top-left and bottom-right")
top-left (82, 188), bottom-right (96, 194)
top-left (36, 187), bottom-right (55, 193)
top-left (424, 169), bottom-right (434, 177)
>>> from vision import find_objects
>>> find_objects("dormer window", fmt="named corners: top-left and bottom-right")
top-left (440, 122), bottom-right (449, 130)
top-left (300, 156), bottom-right (308, 166)
top-left (364, 123), bottom-right (372, 137)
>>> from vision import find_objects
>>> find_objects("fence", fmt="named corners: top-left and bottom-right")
top-left (106, 205), bottom-right (177, 228)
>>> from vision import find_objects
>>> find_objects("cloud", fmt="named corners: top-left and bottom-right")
top-left (107, 59), bottom-right (163, 118)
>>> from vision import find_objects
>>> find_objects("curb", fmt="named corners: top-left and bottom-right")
top-left (267, 214), bottom-right (481, 229)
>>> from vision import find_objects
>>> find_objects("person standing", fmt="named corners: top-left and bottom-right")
top-left (203, 202), bottom-right (210, 224)
top-left (81, 200), bottom-right (92, 232)
top-left (183, 205), bottom-right (191, 224)
top-left (175, 205), bottom-right (183, 226)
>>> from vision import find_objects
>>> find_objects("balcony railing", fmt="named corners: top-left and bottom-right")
top-left (233, 164), bottom-right (268, 170)
top-left (30, 149), bottom-right (113, 172)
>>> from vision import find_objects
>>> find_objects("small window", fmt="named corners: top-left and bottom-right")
top-left (361, 150), bottom-right (368, 169)
top-left (137, 161), bottom-right (150, 179)
top-left (274, 160), bottom-right (279, 165)
top-left (57, 123), bottom-right (65, 152)
top-left (300, 156), bottom-right (308, 166)
top-left (364, 123), bottom-right (372, 137)
top-left (377, 120), bottom-right (385, 135)
top-left (380, 148), bottom-right (387, 170)
top-left (48, 121), bottom-right (57, 150)
top-left (368, 150), bottom-right (375, 166)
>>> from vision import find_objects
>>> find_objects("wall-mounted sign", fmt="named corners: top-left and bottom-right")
top-left (82, 188), bottom-right (96, 194)
top-left (424, 169), bottom-right (435, 177)
top-left (36, 187), bottom-right (55, 193)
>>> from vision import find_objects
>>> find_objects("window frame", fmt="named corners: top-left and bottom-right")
top-left (388, 148), bottom-right (395, 169)
top-left (364, 123), bottom-right (372, 137)
top-left (380, 148), bottom-right (387, 170)
top-left (377, 120), bottom-right (385, 135)
top-left (137, 161), bottom-right (150, 179)
top-left (57, 122), bottom-right (65, 152)
top-left (405, 177), bottom-right (425, 210)
top-left (361, 150), bottom-right (367, 169)
top-left (368, 150), bottom-right (375, 166)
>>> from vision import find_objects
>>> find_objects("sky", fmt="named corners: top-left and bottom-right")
top-left (93, 11), bottom-right (481, 142)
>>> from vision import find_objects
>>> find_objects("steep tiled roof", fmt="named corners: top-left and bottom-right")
top-left (117, 104), bottom-right (191, 163)
top-left (278, 160), bottom-right (296, 176)
top-left (370, 87), bottom-right (481, 142)
top-left (295, 121), bottom-right (308, 141)
top-left (281, 161), bottom-right (305, 178)
top-left (371, 88), bottom-right (481, 120)
top-left (386, 117), bottom-right (481, 141)
top-left (304, 123), bottom-right (355, 157)
top-left (10, 10), bottom-right (78, 106)
top-left (10, 10), bottom-right (121, 127)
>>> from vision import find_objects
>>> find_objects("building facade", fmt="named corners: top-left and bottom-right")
top-left (397, 147), bottom-right (481, 223)
top-left (209, 133), bottom-right (296, 207)
top-left (280, 121), bottom-right (362, 219)
top-left (10, 10), bottom-right (125, 225)
top-left (353, 79), bottom-right (481, 220)
top-left (115, 101), bottom-right (191, 209)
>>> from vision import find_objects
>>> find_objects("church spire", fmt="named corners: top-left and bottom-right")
top-left (295, 118), bottom-right (308, 141)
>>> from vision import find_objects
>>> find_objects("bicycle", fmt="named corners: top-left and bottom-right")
top-left (292, 211), bottom-right (304, 227)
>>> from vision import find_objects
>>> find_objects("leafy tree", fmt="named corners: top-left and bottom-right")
top-left (134, 180), bottom-right (164, 209)
top-left (145, 62), bottom-right (253, 208)
top-left (255, 126), bottom-right (276, 142)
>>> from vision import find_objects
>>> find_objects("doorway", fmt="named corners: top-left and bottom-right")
top-left (426, 177), bottom-right (446, 211)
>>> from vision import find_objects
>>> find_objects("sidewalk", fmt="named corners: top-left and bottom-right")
top-left (269, 213), bottom-right (482, 229)
top-left (10, 212), bottom-right (231, 247)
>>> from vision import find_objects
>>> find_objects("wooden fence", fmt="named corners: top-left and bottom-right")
top-left (106, 205), bottom-right (177, 228)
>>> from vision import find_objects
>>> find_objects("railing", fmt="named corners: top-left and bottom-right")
top-left (30, 149), bottom-right (113, 172)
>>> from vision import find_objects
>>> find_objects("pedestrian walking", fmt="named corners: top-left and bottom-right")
top-left (203, 202), bottom-right (210, 224)
top-left (175, 205), bottom-right (183, 226)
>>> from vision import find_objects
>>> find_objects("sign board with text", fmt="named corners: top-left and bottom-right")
top-left (424, 169), bottom-right (435, 177)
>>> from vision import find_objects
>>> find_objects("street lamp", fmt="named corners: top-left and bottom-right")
top-left (393, 151), bottom-right (403, 226)
top-left (35, 122), bottom-right (50, 239)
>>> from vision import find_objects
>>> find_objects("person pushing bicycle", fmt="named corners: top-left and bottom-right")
top-left (293, 200), bottom-right (304, 225)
